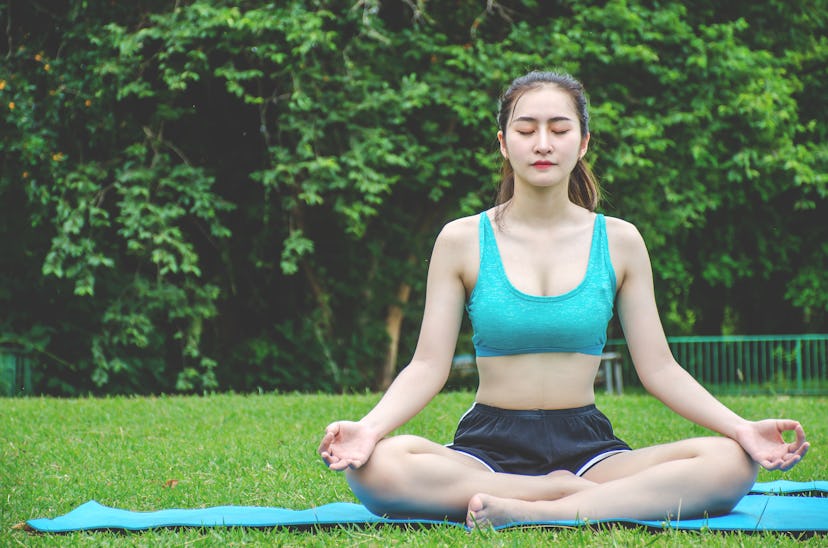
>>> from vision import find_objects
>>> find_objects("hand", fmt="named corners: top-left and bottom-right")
top-left (734, 419), bottom-right (809, 471)
top-left (318, 421), bottom-right (380, 471)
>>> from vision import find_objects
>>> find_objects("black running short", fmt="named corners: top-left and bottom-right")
top-left (447, 403), bottom-right (631, 476)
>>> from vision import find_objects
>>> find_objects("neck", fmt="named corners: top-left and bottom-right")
top-left (503, 183), bottom-right (577, 227)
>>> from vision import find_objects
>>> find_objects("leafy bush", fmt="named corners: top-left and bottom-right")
top-left (1, 1), bottom-right (825, 394)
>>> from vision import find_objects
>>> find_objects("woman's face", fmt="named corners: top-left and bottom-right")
top-left (498, 85), bottom-right (589, 191)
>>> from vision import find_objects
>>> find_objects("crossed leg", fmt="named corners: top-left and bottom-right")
top-left (467, 436), bottom-right (759, 527)
top-left (345, 434), bottom-right (597, 522)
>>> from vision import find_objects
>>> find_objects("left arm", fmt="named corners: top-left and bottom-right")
top-left (609, 218), bottom-right (808, 470)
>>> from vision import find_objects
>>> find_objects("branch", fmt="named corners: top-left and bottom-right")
top-left (471, 0), bottom-right (514, 38)
top-left (5, 0), bottom-right (12, 59)
top-left (350, 0), bottom-right (392, 44)
top-left (401, 0), bottom-right (434, 25)
top-left (142, 125), bottom-right (192, 166)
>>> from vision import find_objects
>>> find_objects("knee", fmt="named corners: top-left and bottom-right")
top-left (713, 437), bottom-right (758, 479)
top-left (345, 436), bottom-right (420, 510)
top-left (354, 435), bottom-right (421, 476)
top-left (706, 437), bottom-right (758, 512)
top-left (347, 436), bottom-right (407, 482)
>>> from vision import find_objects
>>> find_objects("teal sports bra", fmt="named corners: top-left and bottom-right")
top-left (466, 212), bottom-right (616, 357)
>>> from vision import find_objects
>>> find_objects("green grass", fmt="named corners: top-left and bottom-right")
top-left (2, 391), bottom-right (826, 546)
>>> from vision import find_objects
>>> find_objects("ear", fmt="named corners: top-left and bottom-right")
top-left (579, 132), bottom-right (591, 160)
top-left (498, 130), bottom-right (508, 159)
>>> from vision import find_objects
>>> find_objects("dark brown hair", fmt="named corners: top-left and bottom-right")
top-left (496, 71), bottom-right (600, 211)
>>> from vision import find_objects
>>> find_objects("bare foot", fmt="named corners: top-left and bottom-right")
top-left (466, 493), bottom-right (538, 529)
top-left (465, 472), bottom-right (596, 528)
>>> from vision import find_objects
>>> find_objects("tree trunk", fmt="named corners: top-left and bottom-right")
top-left (378, 280), bottom-right (412, 390)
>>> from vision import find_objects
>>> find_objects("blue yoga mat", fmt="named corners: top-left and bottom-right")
top-left (26, 481), bottom-right (828, 534)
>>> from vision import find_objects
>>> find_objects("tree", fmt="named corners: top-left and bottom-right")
top-left (1, 0), bottom-right (824, 394)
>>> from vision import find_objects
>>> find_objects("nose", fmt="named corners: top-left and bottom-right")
top-left (534, 130), bottom-right (553, 153)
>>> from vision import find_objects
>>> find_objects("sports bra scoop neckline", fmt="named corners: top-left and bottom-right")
top-left (481, 213), bottom-right (600, 301)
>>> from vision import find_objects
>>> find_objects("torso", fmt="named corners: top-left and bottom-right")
top-left (475, 353), bottom-right (602, 409)
top-left (453, 206), bottom-right (626, 410)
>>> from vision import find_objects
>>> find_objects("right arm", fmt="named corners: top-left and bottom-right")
top-left (610, 217), bottom-right (808, 470)
top-left (319, 218), bottom-right (473, 470)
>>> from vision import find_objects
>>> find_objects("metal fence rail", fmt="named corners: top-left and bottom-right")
top-left (0, 352), bottom-right (32, 397)
top-left (604, 334), bottom-right (828, 395)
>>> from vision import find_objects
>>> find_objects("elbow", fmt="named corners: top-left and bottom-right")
top-left (636, 358), bottom-right (682, 393)
top-left (402, 357), bottom-right (452, 389)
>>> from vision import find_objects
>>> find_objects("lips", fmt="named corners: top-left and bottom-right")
top-left (532, 160), bottom-right (556, 167)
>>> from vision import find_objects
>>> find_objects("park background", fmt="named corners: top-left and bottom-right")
top-left (1, 0), bottom-right (826, 396)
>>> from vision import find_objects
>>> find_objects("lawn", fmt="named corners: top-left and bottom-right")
top-left (2, 391), bottom-right (826, 546)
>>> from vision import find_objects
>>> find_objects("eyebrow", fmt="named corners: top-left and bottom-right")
top-left (511, 115), bottom-right (574, 124)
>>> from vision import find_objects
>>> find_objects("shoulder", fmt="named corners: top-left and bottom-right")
top-left (604, 215), bottom-right (647, 253)
top-left (434, 213), bottom-right (481, 251)
top-left (602, 216), bottom-right (652, 283)
top-left (428, 213), bottom-right (482, 283)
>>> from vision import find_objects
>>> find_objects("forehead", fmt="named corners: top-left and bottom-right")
top-left (509, 85), bottom-right (577, 123)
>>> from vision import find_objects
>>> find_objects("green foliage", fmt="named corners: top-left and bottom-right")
top-left (0, 1), bottom-right (825, 393)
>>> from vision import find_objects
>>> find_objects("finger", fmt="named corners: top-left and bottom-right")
top-left (779, 441), bottom-right (811, 470)
top-left (778, 455), bottom-right (801, 472)
top-left (759, 452), bottom-right (790, 471)
top-left (329, 459), bottom-right (356, 472)
top-left (317, 431), bottom-right (334, 454)
top-left (758, 458), bottom-right (778, 471)
top-left (323, 452), bottom-right (355, 471)
top-left (794, 424), bottom-right (807, 445)
top-left (787, 428), bottom-right (808, 453)
top-left (775, 419), bottom-right (801, 433)
top-left (794, 441), bottom-right (810, 459)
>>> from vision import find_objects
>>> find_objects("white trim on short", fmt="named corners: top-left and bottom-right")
top-left (575, 449), bottom-right (630, 476)
top-left (447, 448), bottom-right (497, 473)
top-left (456, 403), bottom-right (478, 423)
top-left (445, 405), bottom-right (496, 472)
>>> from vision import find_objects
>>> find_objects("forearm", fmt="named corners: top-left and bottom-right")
top-left (642, 362), bottom-right (751, 438)
top-left (358, 360), bottom-right (450, 440)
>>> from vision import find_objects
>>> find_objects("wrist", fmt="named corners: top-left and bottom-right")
top-left (729, 418), bottom-right (755, 442)
top-left (358, 418), bottom-right (386, 442)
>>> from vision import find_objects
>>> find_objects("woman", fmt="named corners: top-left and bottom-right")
top-left (318, 71), bottom-right (809, 527)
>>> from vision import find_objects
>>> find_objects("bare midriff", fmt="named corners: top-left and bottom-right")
top-left (474, 352), bottom-right (601, 410)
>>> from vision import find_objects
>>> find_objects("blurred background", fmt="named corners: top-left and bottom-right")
top-left (1, 0), bottom-right (825, 396)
